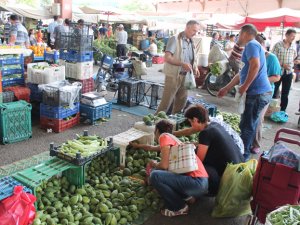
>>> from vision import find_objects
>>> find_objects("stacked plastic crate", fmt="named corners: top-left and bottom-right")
top-left (59, 23), bottom-right (94, 94)
top-left (26, 62), bottom-right (66, 103)
top-left (39, 81), bottom-right (81, 133)
top-left (0, 100), bottom-right (32, 144)
top-left (0, 54), bottom-right (25, 88)
top-left (0, 54), bottom-right (32, 104)
top-left (80, 92), bottom-right (112, 125)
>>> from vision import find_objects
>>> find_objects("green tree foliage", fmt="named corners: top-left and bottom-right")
top-left (16, 0), bottom-right (51, 7)
top-left (120, 0), bottom-right (155, 12)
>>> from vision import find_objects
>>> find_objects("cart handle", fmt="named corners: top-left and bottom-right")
top-left (274, 128), bottom-right (300, 146)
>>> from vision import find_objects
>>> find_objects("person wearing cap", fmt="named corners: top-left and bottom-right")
top-left (115, 24), bottom-right (128, 57)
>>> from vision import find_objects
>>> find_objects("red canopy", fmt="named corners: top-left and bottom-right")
top-left (236, 8), bottom-right (300, 31)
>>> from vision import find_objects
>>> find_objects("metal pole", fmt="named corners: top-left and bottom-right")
top-left (281, 21), bottom-right (284, 39)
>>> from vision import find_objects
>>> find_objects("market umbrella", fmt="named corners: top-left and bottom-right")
top-left (79, 6), bottom-right (128, 23)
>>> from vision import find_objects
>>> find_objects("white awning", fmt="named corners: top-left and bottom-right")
top-left (0, 4), bottom-right (53, 20)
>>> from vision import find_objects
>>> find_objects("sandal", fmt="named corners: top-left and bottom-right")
top-left (161, 204), bottom-right (189, 217)
top-left (185, 196), bottom-right (196, 205)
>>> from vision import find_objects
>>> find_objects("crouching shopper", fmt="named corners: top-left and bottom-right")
top-left (148, 120), bottom-right (208, 217)
top-left (174, 104), bottom-right (244, 195)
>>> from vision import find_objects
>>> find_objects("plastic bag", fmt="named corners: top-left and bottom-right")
top-left (132, 58), bottom-right (147, 79)
top-left (270, 111), bottom-right (288, 123)
top-left (39, 80), bottom-right (82, 109)
top-left (234, 85), bottom-right (246, 114)
top-left (208, 45), bottom-right (228, 64)
top-left (0, 186), bottom-right (36, 225)
top-left (212, 159), bottom-right (257, 218)
top-left (184, 71), bottom-right (196, 90)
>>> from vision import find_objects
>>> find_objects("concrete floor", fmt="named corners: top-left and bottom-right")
top-left (0, 63), bottom-right (299, 225)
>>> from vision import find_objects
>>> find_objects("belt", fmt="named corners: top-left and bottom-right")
top-left (179, 71), bottom-right (187, 75)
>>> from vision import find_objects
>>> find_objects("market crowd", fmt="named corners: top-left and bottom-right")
top-left (0, 15), bottom-right (132, 58)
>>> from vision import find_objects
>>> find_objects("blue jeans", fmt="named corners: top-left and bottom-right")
top-left (240, 92), bottom-right (272, 160)
top-left (150, 170), bottom-right (208, 211)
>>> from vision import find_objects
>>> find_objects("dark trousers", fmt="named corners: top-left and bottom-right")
top-left (204, 165), bottom-right (220, 196)
top-left (116, 44), bottom-right (126, 57)
top-left (273, 72), bottom-right (293, 111)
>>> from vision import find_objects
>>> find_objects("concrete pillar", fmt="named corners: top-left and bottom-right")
top-left (55, 0), bottom-right (72, 19)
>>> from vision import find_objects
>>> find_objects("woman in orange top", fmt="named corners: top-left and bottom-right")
top-left (107, 25), bottom-right (113, 38)
top-left (146, 120), bottom-right (208, 217)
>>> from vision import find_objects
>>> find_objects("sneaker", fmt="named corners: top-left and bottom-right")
top-left (251, 147), bottom-right (260, 154)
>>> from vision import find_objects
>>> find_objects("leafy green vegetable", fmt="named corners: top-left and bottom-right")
top-left (93, 37), bottom-right (117, 61)
top-left (210, 62), bottom-right (222, 75)
top-left (267, 205), bottom-right (300, 225)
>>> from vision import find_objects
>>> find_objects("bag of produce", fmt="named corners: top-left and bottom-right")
top-left (265, 205), bottom-right (300, 225)
top-left (209, 60), bottom-right (229, 76)
top-left (0, 186), bottom-right (36, 225)
top-left (212, 159), bottom-right (257, 218)
top-left (208, 45), bottom-right (228, 64)
top-left (184, 71), bottom-right (196, 90)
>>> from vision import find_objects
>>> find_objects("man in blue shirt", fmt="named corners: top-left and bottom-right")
top-left (218, 24), bottom-right (272, 161)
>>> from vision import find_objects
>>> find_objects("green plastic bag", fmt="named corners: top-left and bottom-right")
top-left (212, 159), bottom-right (257, 218)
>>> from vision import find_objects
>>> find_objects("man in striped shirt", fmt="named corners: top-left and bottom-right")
top-left (9, 15), bottom-right (29, 47)
top-left (272, 29), bottom-right (297, 112)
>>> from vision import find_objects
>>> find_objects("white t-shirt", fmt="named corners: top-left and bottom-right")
top-left (225, 41), bottom-right (235, 57)
top-left (149, 43), bottom-right (157, 55)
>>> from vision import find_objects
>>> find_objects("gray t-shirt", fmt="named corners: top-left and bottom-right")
top-left (165, 35), bottom-right (194, 65)
top-left (116, 30), bottom-right (128, 45)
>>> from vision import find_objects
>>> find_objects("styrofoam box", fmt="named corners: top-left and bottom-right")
top-left (65, 61), bottom-right (93, 80)
top-left (27, 62), bottom-right (65, 84)
top-left (111, 128), bottom-right (153, 166)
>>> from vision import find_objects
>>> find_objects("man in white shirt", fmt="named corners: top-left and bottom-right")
top-left (115, 24), bottom-right (128, 57)
top-left (225, 34), bottom-right (235, 57)
top-left (47, 16), bottom-right (58, 48)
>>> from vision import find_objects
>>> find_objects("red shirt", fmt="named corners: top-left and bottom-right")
top-left (159, 134), bottom-right (208, 178)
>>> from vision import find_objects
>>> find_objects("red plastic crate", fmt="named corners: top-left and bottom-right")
top-left (68, 77), bottom-right (94, 94)
top-left (152, 56), bottom-right (164, 64)
top-left (4, 86), bottom-right (30, 102)
top-left (40, 113), bottom-right (80, 133)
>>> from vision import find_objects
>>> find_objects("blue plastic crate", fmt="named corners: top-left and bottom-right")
top-left (0, 55), bottom-right (24, 66)
top-left (40, 102), bottom-right (80, 119)
top-left (101, 54), bottom-right (114, 69)
top-left (1, 67), bottom-right (24, 76)
top-left (66, 50), bottom-right (93, 63)
top-left (44, 50), bottom-right (59, 64)
top-left (59, 49), bottom-right (68, 60)
top-left (27, 83), bottom-right (42, 102)
top-left (33, 56), bottom-right (44, 62)
top-left (2, 77), bottom-right (25, 87)
top-left (186, 97), bottom-right (217, 117)
top-left (80, 102), bottom-right (112, 124)
top-left (0, 176), bottom-right (32, 201)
